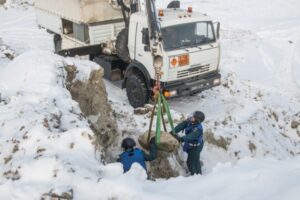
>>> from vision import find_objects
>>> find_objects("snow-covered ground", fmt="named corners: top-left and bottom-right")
top-left (0, 0), bottom-right (300, 199)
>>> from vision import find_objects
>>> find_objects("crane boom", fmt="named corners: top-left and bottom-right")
top-left (145, 0), bottom-right (161, 46)
top-left (144, 0), bottom-right (164, 92)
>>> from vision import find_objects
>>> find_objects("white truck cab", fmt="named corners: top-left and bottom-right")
top-left (125, 8), bottom-right (221, 102)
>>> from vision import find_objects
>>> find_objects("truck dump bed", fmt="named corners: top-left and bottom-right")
top-left (34, 0), bottom-right (123, 24)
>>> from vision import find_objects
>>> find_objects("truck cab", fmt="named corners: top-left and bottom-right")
top-left (123, 8), bottom-right (221, 107)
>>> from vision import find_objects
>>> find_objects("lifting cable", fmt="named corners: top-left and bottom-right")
top-left (145, 0), bottom-right (176, 145)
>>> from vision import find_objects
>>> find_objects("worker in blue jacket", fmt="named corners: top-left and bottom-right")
top-left (119, 137), bottom-right (157, 173)
top-left (173, 111), bottom-right (205, 175)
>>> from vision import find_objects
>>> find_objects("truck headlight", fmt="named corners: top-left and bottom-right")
top-left (179, 54), bottom-right (189, 66)
top-left (163, 90), bottom-right (177, 98)
top-left (170, 56), bottom-right (179, 68)
top-left (154, 56), bottom-right (163, 68)
top-left (169, 54), bottom-right (189, 68)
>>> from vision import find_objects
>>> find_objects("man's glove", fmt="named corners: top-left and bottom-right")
top-left (149, 137), bottom-right (156, 144)
top-left (169, 131), bottom-right (175, 135)
top-left (173, 134), bottom-right (183, 143)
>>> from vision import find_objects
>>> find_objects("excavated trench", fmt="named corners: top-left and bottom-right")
top-left (64, 64), bottom-right (118, 161)
top-left (64, 63), bottom-right (184, 179)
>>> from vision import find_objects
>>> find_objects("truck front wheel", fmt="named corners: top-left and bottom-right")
top-left (126, 73), bottom-right (150, 108)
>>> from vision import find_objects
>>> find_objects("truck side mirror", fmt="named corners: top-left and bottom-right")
top-left (142, 28), bottom-right (150, 45)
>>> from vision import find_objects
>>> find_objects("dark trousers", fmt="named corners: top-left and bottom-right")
top-left (186, 141), bottom-right (204, 175)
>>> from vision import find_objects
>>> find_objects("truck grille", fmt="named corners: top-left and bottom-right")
top-left (177, 64), bottom-right (210, 78)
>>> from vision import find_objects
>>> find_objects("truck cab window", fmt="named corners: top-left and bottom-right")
top-left (62, 18), bottom-right (89, 43)
top-left (195, 22), bottom-right (214, 41)
top-left (142, 28), bottom-right (150, 45)
top-left (62, 19), bottom-right (73, 35)
top-left (162, 21), bottom-right (216, 51)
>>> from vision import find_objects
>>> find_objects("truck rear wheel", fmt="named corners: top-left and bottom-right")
top-left (126, 73), bottom-right (150, 108)
top-left (53, 34), bottom-right (62, 53)
top-left (116, 28), bottom-right (130, 63)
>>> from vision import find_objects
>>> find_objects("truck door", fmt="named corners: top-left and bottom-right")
top-left (134, 23), bottom-right (155, 79)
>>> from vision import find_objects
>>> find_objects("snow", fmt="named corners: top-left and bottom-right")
top-left (0, 50), bottom-right (102, 199)
top-left (0, 0), bottom-right (300, 199)
top-left (3, 157), bottom-right (299, 200)
top-left (4, 156), bottom-right (299, 200)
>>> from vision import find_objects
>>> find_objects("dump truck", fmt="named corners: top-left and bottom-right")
top-left (34, 0), bottom-right (221, 108)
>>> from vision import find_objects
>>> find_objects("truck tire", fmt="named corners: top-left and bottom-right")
top-left (116, 28), bottom-right (130, 63)
top-left (53, 34), bottom-right (62, 53)
top-left (126, 73), bottom-right (150, 108)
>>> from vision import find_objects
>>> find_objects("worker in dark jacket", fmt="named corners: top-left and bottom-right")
top-left (173, 111), bottom-right (205, 175)
top-left (119, 137), bottom-right (157, 173)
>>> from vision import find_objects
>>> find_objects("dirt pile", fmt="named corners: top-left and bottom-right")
top-left (64, 63), bottom-right (118, 155)
top-left (138, 131), bottom-right (181, 178)
top-left (204, 130), bottom-right (231, 150)
top-left (291, 120), bottom-right (300, 129)
top-left (148, 151), bottom-right (180, 179)
top-left (138, 131), bottom-right (179, 153)
top-left (41, 188), bottom-right (73, 200)
top-left (0, 42), bottom-right (15, 60)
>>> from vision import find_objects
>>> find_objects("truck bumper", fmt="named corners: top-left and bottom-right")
top-left (161, 72), bottom-right (221, 98)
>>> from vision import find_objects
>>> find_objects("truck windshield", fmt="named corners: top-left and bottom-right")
top-left (161, 22), bottom-right (215, 51)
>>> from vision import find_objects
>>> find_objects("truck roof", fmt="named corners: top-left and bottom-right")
top-left (131, 8), bottom-right (213, 27)
top-left (34, 0), bottom-right (123, 24)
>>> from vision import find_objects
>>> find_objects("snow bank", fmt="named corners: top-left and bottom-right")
top-left (3, 156), bottom-right (298, 200)
top-left (0, 50), bottom-right (104, 199)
